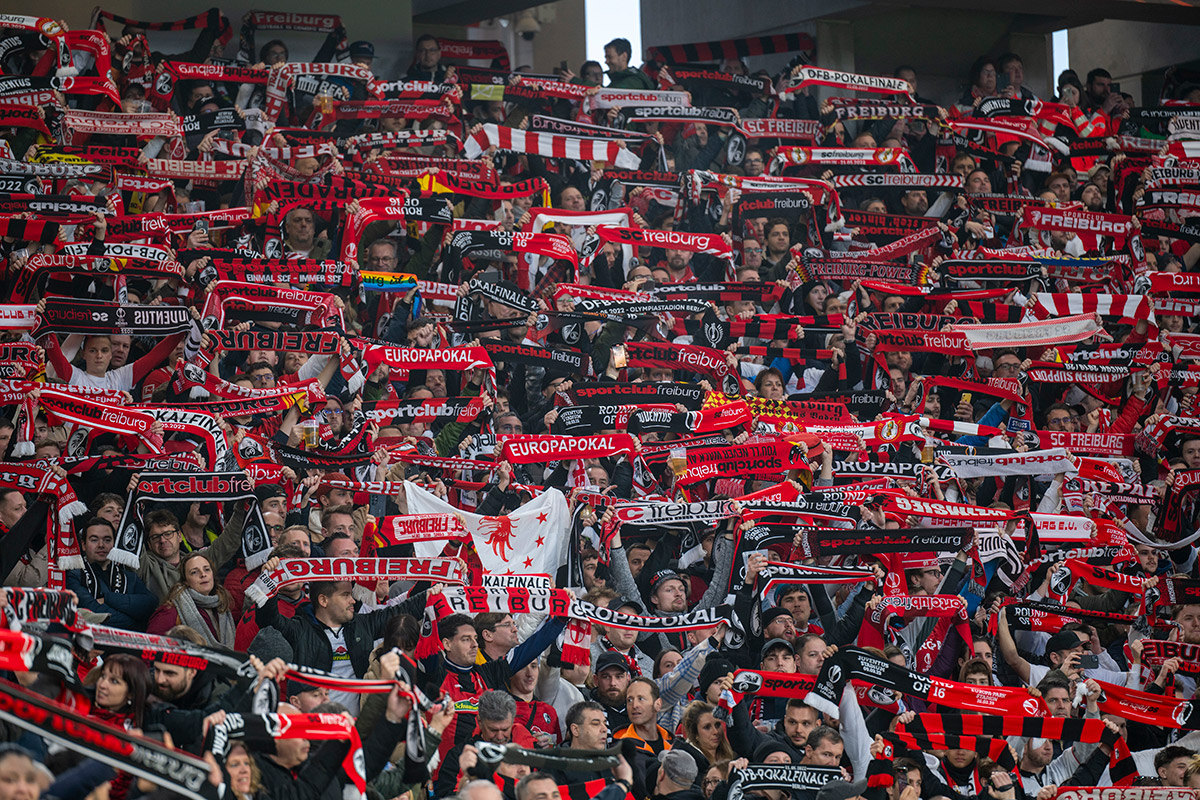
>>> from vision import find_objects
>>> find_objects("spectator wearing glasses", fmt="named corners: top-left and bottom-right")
top-left (407, 33), bottom-right (455, 83)
top-left (364, 231), bottom-right (398, 262)
top-left (761, 606), bottom-right (797, 644)
top-left (475, 613), bottom-right (521, 663)
top-left (245, 361), bottom-right (276, 389)
top-left (141, 502), bottom-right (253, 599)
top-left (742, 148), bottom-right (766, 177)
top-left (139, 509), bottom-right (187, 603)
top-left (990, 350), bottom-right (1023, 377)
top-left (496, 413), bottom-right (524, 436)
top-left (906, 563), bottom-right (945, 596)
top-left (741, 238), bottom-right (764, 269)
top-left (1043, 403), bottom-right (1076, 432)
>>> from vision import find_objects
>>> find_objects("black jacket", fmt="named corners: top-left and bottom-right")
top-left (723, 696), bottom-right (803, 765)
top-left (256, 590), bottom-right (428, 678)
top-left (590, 686), bottom-right (631, 731)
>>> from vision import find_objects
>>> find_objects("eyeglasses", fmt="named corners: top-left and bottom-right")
top-left (745, 247), bottom-right (764, 254)
top-left (149, 529), bottom-right (181, 542)
top-left (703, 779), bottom-right (722, 788)
top-left (250, 373), bottom-right (274, 384)
top-left (492, 621), bottom-right (518, 630)
top-left (993, 362), bottom-right (1020, 373)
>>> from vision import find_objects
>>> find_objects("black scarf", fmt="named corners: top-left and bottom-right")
top-left (0, 675), bottom-right (218, 800)
top-left (82, 558), bottom-right (127, 597)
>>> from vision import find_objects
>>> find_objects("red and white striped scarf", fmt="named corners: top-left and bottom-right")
top-left (1032, 293), bottom-right (1154, 323)
top-left (464, 124), bottom-right (640, 168)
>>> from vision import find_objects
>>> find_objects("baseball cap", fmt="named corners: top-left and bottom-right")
top-left (658, 749), bottom-right (698, 787)
top-left (817, 779), bottom-right (868, 800)
top-left (287, 680), bottom-right (324, 697)
top-left (349, 41), bottom-right (375, 59)
top-left (760, 637), bottom-right (795, 662)
top-left (613, 595), bottom-right (646, 616)
top-left (1046, 630), bottom-right (1084, 654)
top-left (595, 650), bottom-right (633, 677)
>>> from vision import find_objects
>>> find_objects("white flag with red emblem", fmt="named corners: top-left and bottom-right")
top-left (404, 481), bottom-right (569, 577)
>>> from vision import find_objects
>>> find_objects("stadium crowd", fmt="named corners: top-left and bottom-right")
top-left (0, 10), bottom-right (1199, 800)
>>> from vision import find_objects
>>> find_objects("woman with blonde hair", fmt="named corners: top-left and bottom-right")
top-left (225, 741), bottom-right (265, 800)
top-left (147, 550), bottom-right (235, 648)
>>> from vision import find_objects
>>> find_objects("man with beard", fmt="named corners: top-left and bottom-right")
top-left (664, 247), bottom-right (696, 283)
top-left (726, 690), bottom-right (814, 764)
top-left (610, 527), bottom-right (735, 656)
top-left (899, 190), bottom-right (928, 217)
top-left (591, 650), bottom-right (633, 730)
top-left (144, 628), bottom-right (279, 748)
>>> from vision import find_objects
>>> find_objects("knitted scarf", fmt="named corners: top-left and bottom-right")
top-left (0, 462), bottom-right (89, 572)
top-left (464, 124), bottom-right (640, 169)
top-left (172, 588), bottom-right (235, 649)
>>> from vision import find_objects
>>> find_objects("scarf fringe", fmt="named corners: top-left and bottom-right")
top-left (245, 548), bottom-right (270, 572)
top-left (105, 549), bottom-right (140, 569)
top-left (60, 501), bottom-right (88, 524)
top-left (805, 693), bottom-right (839, 718)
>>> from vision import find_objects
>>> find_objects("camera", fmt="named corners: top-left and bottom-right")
top-left (515, 12), bottom-right (540, 40)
